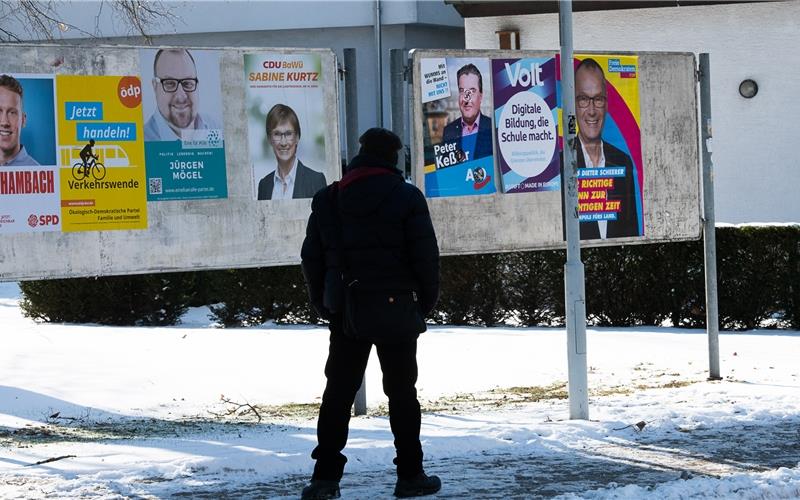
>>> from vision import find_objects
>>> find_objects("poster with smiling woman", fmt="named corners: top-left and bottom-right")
top-left (244, 52), bottom-right (328, 201)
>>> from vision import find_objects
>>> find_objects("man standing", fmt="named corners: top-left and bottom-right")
top-left (144, 48), bottom-right (219, 141)
top-left (256, 104), bottom-right (326, 200)
top-left (300, 128), bottom-right (441, 499)
top-left (573, 58), bottom-right (640, 239)
top-left (441, 63), bottom-right (493, 163)
top-left (0, 74), bottom-right (39, 167)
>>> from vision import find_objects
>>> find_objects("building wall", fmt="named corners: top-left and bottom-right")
top-left (6, 1), bottom-right (464, 39)
top-left (81, 23), bottom-right (463, 148)
top-left (464, 1), bottom-right (800, 224)
top-left (28, 2), bottom-right (465, 152)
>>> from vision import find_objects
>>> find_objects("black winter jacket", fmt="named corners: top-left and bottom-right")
top-left (300, 154), bottom-right (440, 321)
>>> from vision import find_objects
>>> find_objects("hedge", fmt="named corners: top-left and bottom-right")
top-left (17, 225), bottom-right (799, 330)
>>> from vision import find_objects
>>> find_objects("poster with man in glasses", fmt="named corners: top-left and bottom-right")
top-left (420, 57), bottom-right (496, 198)
top-left (563, 54), bottom-right (643, 239)
top-left (244, 53), bottom-right (327, 201)
top-left (140, 48), bottom-right (227, 201)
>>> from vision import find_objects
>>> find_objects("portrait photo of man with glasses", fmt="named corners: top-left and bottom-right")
top-left (572, 57), bottom-right (641, 239)
top-left (441, 63), bottom-right (494, 163)
top-left (143, 48), bottom-right (222, 142)
top-left (257, 103), bottom-right (326, 201)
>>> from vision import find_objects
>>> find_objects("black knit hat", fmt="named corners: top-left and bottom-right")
top-left (358, 127), bottom-right (402, 167)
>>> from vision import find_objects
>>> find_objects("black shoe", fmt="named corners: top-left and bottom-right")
top-left (301, 479), bottom-right (340, 499)
top-left (394, 472), bottom-right (441, 497)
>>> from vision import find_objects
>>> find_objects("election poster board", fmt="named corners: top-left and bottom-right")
top-left (243, 52), bottom-right (329, 201)
top-left (140, 49), bottom-right (227, 201)
top-left (420, 57), bottom-right (496, 198)
top-left (0, 74), bottom-right (61, 234)
top-left (56, 75), bottom-right (147, 232)
top-left (560, 54), bottom-right (644, 240)
top-left (492, 57), bottom-right (560, 194)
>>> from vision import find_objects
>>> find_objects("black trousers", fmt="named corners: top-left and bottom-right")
top-left (311, 324), bottom-right (423, 481)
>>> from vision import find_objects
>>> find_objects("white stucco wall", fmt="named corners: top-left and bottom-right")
top-left (464, 1), bottom-right (800, 224)
top-left (3, 1), bottom-right (464, 40)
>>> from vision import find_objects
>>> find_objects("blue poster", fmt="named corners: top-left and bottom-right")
top-left (420, 57), bottom-right (496, 198)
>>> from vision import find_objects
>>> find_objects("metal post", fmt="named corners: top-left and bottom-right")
top-left (559, 0), bottom-right (589, 420)
top-left (374, 0), bottom-right (384, 127)
top-left (353, 376), bottom-right (367, 416)
top-left (390, 49), bottom-right (408, 177)
top-left (343, 49), bottom-right (359, 164)
top-left (342, 48), bottom-right (368, 415)
top-left (699, 53), bottom-right (721, 381)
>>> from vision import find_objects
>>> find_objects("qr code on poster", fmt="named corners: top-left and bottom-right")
top-left (148, 177), bottom-right (163, 195)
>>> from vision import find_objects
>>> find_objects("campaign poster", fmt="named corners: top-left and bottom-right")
top-left (559, 54), bottom-right (644, 240)
top-left (141, 48), bottom-right (227, 201)
top-left (421, 57), bottom-right (496, 198)
top-left (492, 57), bottom-right (560, 194)
top-left (0, 74), bottom-right (61, 234)
top-left (244, 53), bottom-right (328, 201)
top-left (56, 75), bottom-right (147, 232)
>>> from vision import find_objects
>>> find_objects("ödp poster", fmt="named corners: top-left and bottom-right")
top-left (57, 75), bottom-right (147, 232)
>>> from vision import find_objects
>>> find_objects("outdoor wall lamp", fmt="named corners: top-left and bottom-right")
top-left (738, 79), bottom-right (758, 98)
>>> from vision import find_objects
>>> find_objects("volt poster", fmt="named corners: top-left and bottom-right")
top-left (492, 57), bottom-right (560, 194)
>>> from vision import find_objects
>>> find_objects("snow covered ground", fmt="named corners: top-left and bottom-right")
top-left (1, 281), bottom-right (799, 499)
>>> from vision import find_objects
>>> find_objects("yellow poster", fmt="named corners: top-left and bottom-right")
top-left (57, 75), bottom-right (147, 231)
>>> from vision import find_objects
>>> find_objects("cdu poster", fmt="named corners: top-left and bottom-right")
top-left (141, 48), bottom-right (227, 201)
top-left (492, 57), bottom-right (560, 194)
top-left (56, 75), bottom-right (147, 232)
top-left (244, 52), bottom-right (328, 201)
top-left (420, 57), bottom-right (496, 198)
top-left (559, 54), bottom-right (644, 240)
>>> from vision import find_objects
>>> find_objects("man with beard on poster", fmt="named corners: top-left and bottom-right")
top-left (144, 48), bottom-right (220, 141)
top-left (257, 103), bottom-right (326, 200)
top-left (572, 57), bottom-right (640, 239)
top-left (441, 63), bottom-right (493, 163)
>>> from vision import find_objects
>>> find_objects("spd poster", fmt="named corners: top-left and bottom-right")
top-left (420, 57), bottom-right (496, 198)
top-left (56, 75), bottom-right (147, 232)
top-left (141, 48), bottom-right (227, 201)
top-left (559, 54), bottom-right (644, 240)
top-left (492, 57), bottom-right (560, 194)
top-left (0, 74), bottom-right (61, 234)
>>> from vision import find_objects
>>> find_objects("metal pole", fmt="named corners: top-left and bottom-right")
top-left (343, 49), bottom-right (359, 164)
top-left (374, 0), bottom-right (384, 127)
top-left (390, 49), bottom-right (408, 177)
top-left (354, 376), bottom-right (367, 416)
top-left (559, 0), bottom-right (589, 420)
top-left (342, 48), bottom-right (368, 415)
top-left (699, 53), bottom-right (721, 381)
